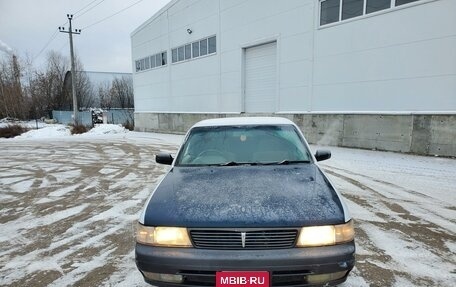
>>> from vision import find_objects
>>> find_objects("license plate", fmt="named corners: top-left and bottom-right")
top-left (216, 271), bottom-right (269, 287)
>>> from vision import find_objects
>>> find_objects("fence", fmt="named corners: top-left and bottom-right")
top-left (52, 109), bottom-right (134, 126)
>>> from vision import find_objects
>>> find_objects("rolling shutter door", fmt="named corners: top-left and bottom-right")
top-left (244, 42), bottom-right (277, 113)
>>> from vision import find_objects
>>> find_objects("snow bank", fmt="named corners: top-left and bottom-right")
top-left (0, 119), bottom-right (46, 129)
top-left (7, 124), bottom-right (129, 139)
top-left (85, 124), bottom-right (128, 135)
top-left (17, 125), bottom-right (71, 139)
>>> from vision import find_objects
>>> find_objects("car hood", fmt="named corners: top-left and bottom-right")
top-left (142, 164), bottom-right (345, 228)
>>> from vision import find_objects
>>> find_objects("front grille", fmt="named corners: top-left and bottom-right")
top-left (189, 229), bottom-right (298, 250)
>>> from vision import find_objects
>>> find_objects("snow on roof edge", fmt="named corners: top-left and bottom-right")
top-left (192, 117), bottom-right (295, 128)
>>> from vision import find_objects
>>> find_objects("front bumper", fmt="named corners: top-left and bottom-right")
top-left (135, 242), bottom-right (355, 286)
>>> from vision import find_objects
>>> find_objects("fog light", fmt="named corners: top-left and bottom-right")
top-left (143, 272), bottom-right (183, 283)
top-left (307, 271), bottom-right (347, 284)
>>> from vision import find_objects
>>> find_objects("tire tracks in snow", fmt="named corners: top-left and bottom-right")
top-left (322, 166), bottom-right (456, 286)
top-left (0, 141), bottom-right (174, 286)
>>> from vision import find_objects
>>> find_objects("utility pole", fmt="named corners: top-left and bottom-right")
top-left (59, 14), bottom-right (81, 125)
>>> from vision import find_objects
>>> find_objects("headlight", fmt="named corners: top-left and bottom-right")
top-left (296, 220), bottom-right (354, 247)
top-left (136, 224), bottom-right (193, 247)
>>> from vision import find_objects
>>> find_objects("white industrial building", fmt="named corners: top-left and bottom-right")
top-left (131, 0), bottom-right (456, 156)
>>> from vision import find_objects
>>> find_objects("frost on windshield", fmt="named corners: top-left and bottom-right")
top-left (176, 125), bottom-right (311, 165)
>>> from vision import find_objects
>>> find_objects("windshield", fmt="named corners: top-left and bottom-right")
top-left (175, 125), bottom-right (311, 166)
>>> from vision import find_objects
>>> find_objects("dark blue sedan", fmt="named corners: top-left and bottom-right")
top-left (136, 117), bottom-right (355, 287)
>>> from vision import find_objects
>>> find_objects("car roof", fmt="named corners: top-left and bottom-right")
top-left (192, 117), bottom-right (295, 128)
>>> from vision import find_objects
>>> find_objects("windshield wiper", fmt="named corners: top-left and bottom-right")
top-left (220, 161), bottom-right (240, 166)
top-left (278, 160), bottom-right (310, 165)
top-left (219, 160), bottom-right (310, 166)
top-left (219, 161), bottom-right (260, 166)
top-left (260, 160), bottom-right (311, 165)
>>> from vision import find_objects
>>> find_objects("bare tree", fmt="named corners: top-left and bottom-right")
top-left (0, 55), bottom-right (27, 119)
top-left (75, 56), bottom-right (93, 109)
top-left (110, 76), bottom-right (134, 109)
top-left (26, 51), bottom-right (68, 118)
top-left (1, 50), bottom-right (130, 121)
top-left (97, 81), bottom-right (113, 109)
top-left (26, 51), bottom-right (94, 118)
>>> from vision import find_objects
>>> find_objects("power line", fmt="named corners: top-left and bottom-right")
top-left (32, 0), bottom-right (102, 62)
top-left (82, 0), bottom-right (146, 30)
top-left (74, 0), bottom-right (106, 19)
top-left (32, 0), bottom-right (142, 63)
top-left (58, 41), bottom-right (69, 52)
top-left (74, 0), bottom-right (101, 15)
top-left (33, 29), bottom-right (59, 62)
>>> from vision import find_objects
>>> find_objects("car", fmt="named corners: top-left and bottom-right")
top-left (135, 117), bottom-right (355, 287)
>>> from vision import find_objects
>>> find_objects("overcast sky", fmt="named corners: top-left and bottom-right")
top-left (0, 0), bottom-right (172, 73)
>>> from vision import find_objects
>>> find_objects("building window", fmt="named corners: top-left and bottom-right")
top-left (208, 36), bottom-right (216, 54)
top-left (320, 0), bottom-right (426, 26)
top-left (320, 0), bottom-right (340, 25)
top-left (145, 57), bottom-right (150, 69)
top-left (192, 42), bottom-right (200, 58)
top-left (136, 61), bottom-right (140, 72)
top-left (395, 0), bottom-right (419, 6)
top-left (151, 55), bottom-right (156, 68)
top-left (342, 0), bottom-right (364, 20)
top-left (134, 50), bottom-right (168, 72)
top-left (162, 52), bottom-right (167, 65)
top-left (185, 44), bottom-right (192, 60)
top-left (172, 49), bottom-right (178, 63)
top-left (200, 38), bottom-right (208, 56)
top-left (366, 0), bottom-right (390, 13)
top-left (170, 35), bottom-right (217, 64)
top-left (178, 46), bottom-right (185, 61)
top-left (153, 54), bottom-right (159, 67)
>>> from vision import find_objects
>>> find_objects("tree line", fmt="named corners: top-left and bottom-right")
top-left (0, 50), bottom-right (134, 120)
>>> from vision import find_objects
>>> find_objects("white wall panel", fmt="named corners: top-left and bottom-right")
top-left (221, 71), bottom-right (241, 95)
top-left (220, 3), bottom-right (313, 53)
top-left (279, 86), bottom-right (311, 112)
top-left (279, 60), bottom-right (312, 89)
top-left (131, 0), bottom-right (456, 113)
top-left (279, 33), bottom-right (313, 64)
top-left (314, 1), bottom-right (456, 58)
top-left (312, 0), bottom-right (456, 111)
top-left (219, 92), bottom-right (241, 112)
top-left (314, 36), bottom-right (456, 86)
top-left (313, 75), bottom-right (456, 112)
top-left (168, 0), bottom-right (217, 33)
top-left (220, 49), bottom-right (241, 74)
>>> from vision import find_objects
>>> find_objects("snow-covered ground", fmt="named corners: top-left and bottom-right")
top-left (0, 126), bottom-right (455, 286)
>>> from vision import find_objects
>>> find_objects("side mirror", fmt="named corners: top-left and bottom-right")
top-left (315, 150), bottom-right (331, 162)
top-left (156, 153), bottom-right (174, 165)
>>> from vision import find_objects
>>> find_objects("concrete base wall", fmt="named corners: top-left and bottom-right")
top-left (135, 112), bottom-right (456, 157)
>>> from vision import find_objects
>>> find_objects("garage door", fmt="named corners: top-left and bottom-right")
top-left (244, 41), bottom-right (277, 113)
